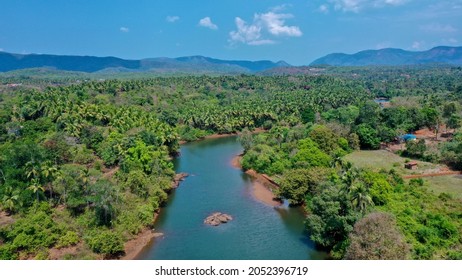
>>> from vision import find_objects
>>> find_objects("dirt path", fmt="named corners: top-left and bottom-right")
top-left (103, 166), bottom-right (119, 179)
top-left (403, 171), bottom-right (462, 179)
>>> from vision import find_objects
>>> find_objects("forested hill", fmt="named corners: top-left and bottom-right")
top-left (310, 46), bottom-right (462, 66)
top-left (0, 52), bottom-right (288, 73)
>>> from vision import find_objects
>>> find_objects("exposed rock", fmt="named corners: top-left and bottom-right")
top-left (172, 172), bottom-right (189, 188)
top-left (153, 232), bottom-right (164, 238)
top-left (204, 212), bottom-right (233, 226)
top-left (0, 211), bottom-right (15, 227)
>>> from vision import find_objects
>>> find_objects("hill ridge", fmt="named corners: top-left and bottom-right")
top-left (0, 52), bottom-right (289, 73)
top-left (310, 46), bottom-right (462, 66)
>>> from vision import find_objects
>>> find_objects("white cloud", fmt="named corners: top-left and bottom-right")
top-left (229, 17), bottom-right (274, 45)
top-left (270, 4), bottom-right (292, 12)
top-left (329, 0), bottom-right (409, 13)
top-left (411, 41), bottom-right (424, 50)
top-left (442, 38), bottom-right (459, 44)
top-left (319, 4), bottom-right (330, 13)
top-left (199, 17), bottom-right (218, 30)
top-left (256, 12), bottom-right (302, 37)
top-left (0, 48), bottom-right (4, 52)
top-left (229, 11), bottom-right (302, 46)
top-left (332, 0), bottom-right (363, 12)
top-left (119, 27), bottom-right (129, 32)
top-left (383, 0), bottom-right (407, 5)
top-left (166, 16), bottom-right (180, 23)
top-left (421, 23), bottom-right (457, 33)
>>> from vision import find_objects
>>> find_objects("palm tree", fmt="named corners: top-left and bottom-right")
top-left (1, 186), bottom-right (20, 214)
top-left (25, 161), bottom-right (40, 180)
top-left (28, 178), bottom-right (44, 203)
top-left (349, 182), bottom-right (373, 214)
top-left (41, 161), bottom-right (58, 202)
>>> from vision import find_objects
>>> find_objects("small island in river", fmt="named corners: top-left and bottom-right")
top-left (204, 212), bottom-right (233, 226)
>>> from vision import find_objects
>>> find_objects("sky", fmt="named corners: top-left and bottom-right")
top-left (0, 0), bottom-right (461, 65)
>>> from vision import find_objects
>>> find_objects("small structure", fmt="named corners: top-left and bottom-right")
top-left (400, 134), bottom-right (417, 142)
top-left (405, 161), bottom-right (418, 170)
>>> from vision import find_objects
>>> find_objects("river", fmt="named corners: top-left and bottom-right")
top-left (136, 136), bottom-right (327, 260)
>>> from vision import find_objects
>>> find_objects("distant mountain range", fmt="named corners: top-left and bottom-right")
top-left (0, 52), bottom-right (289, 74)
top-left (310, 46), bottom-right (462, 66)
top-left (1, 46), bottom-right (461, 74)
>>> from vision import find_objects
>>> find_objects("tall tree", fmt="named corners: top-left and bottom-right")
top-left (345, 212), bottom-right (410, 260)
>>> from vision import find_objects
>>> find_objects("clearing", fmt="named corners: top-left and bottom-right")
top-left (344, 150), bottom-right (462, 199)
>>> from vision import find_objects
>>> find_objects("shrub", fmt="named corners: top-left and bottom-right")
top-left (56, 231), bottom-right (80, 248)
top-left (85, 230), bottom-right (124, 257)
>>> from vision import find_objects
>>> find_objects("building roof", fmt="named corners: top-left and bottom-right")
top-left (400, 134), bottom-right (417, 141)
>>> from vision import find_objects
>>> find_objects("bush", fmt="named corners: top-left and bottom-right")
top-left (292, 138), bottom-right (331, 168)
top-left (278, 168), bottom-right (330, 205)
top-left (178, 126), bottom-right (208, 142)
top-left (240, 144), bottom-right (284, 174)
top-left (1, 207), bottom-right (62, 258)
top-left (355, 124), bottom-right (380, 149)
top-left (72, 145), bottom-right (96, 164)
top-left (308, 125), bottom-right (339, 154)
top-left (0, 244), bottom-right (18, 260)
top-left (56, 231), bottom-right (80, 248)
top-left (85, 230), bottom-right (124, 257)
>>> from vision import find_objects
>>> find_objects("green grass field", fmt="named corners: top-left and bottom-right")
top-left (344, 150), bottom-right (462, 199)
top-left (344, 150), bottom-right (442, 175)
top-left (422, 175), bottom-right (462, 199)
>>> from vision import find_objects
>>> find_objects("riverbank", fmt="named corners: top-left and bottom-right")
top-left (179, 128), bottom-right (266, 145)
top-left (121, 227), bottom-right (164, 260)
top-left (231, 155), bottom-right (282, 207)
top-left (120, 173), bottom-right (182, 260)
top-left (125, 132), bottom-right (273, 259)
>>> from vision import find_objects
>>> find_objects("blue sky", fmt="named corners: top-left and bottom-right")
top-left (0, 0), bottom-right (461, 65)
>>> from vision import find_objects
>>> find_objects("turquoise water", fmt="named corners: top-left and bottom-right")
top-left (137, 136), bottom-right (327, 260)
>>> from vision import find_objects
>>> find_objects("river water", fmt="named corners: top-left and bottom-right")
top-left (137, 136), bottom-right (327, 260)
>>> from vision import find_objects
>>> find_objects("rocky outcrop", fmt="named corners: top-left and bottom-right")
top-left (204, 212), bottom-right (233, 226)
top-left (172, 172), bottom-right (189, 189)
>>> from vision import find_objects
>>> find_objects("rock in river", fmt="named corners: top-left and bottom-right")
top-left (204, 212), bottom-right (233, 226)
top-left (172, 172), bottom-right (189, 189)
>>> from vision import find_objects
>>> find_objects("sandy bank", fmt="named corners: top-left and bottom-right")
top-left (231, 155), bottom-right (282, 207)
top-left (121, 224), bottom-right (164, 260)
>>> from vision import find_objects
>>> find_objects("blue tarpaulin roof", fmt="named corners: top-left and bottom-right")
top-left (400, 134), bottom-right (417, 141)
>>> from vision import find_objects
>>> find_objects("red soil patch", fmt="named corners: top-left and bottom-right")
top-left (403, 171), bottom-right (462, 179)
top-left (414, 128), bottom-right (437, 138)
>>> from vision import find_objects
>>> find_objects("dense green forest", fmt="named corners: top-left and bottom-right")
top-left (1, 66), bottom-right (461, 259)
